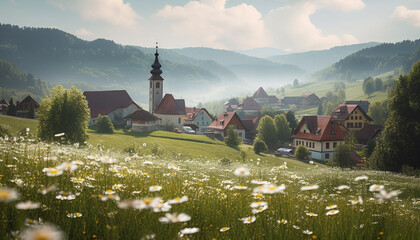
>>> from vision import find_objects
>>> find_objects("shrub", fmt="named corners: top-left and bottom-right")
top-left (0, 125), bottom-right (11, 137)
top-left (253, 139), bottom-right (268, 154)
top-left (333, 144), bottom-right (353, 168)
top-left (295, 145), bottom-right (309, 160)
top-left (224, 125), bottom-right (241, 148)
top-left (97, 114), bottom-right (114, 133)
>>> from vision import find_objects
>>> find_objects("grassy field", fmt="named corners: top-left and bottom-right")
top-left (1, 115), bottom-right (420, 239)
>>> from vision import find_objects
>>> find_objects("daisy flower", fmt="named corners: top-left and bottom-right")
top-left (167, 196), bottom-right (189, 204)
top-left (337, 185), bottom-right (350, 190)
top-left (101, 194), bottom-right (120, 201)
top-left (349, 196), bottom-right (363, 205)
top-left (326, 210), bottom-right (339, 216)
top-left (179, 227), bottom-right (200, 235)
top-left (149, 186), bottom-right (162, 192)
top-left (16, 201), bottom-right (40, 210)
top-left (56, 191), bottom-right (76, 201)
top-left (137, 197), bottom-right (162, 210)
top-left (306, 212), bottom-right (318, 217)
top-left (54, 133), bottom-right (65, 137)
top-left (57, 162), bottom-right (78, 172)
top-left (277, 219), bottom-right (287, 224)
top-left (67, 212), bottom-right (83, 218)
top-left (104, 190), bottom-right (115, 195)
top-left (303, 230), bottom-right (313, 235)
top-left (45, 168), bottom-right (63, 177)
top-left (326, 205), bottom-right (337, 210)
top-left (159, 213), bottom-right (191, 223)
top-left (301, 184), bottom-right (319, 191)
top-left (234, 167), bottom-right (250, 177)
top-left (0, 187), bottom-right (19, 202)
top-left (232, 185), bottom-right (248, 190)
top-left (369, 184), bottom-right (384, 192)
top-left (354, 175), bottom-right (368, 181)
top-left (374, 190), bottom-right (401, 201)
top-left (220, 227), bottom-right (230, 232)
top-left (100, 156), bottom-right (117, 164)
top-left (19, 223), bottom-right (64, 240)
top-left (241, 216), bottom-right (256, 224)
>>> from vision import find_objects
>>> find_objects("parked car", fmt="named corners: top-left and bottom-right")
top-left (276, 147), bottom-right (294, 157)
top-left (182, 126), bottom-right (196, 134)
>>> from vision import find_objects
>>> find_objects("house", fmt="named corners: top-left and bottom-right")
top-left (241, 114), bottom-right (262, 140)
top-left (153, 94), bottom-right (186, 129)
top-left (354, 124), bottom-right (383, 145)
top-left (238, 97), bottom-right (261, 116)
top-left (16, 95), bottom-right (39, 119)
top-left (330, 104), bottom-right (372, 131)
top-left (292, 116), bottom-right (345, 161)
top-left (124, 108), bottom-right (161, 132)
top-left (207, 111), bottom-right (246, 141)
top-left (280, 93), bottom-right (320, 109)
top-left (83, 90), bottom-right (140, 126)
top-left (345, 100), bottom-right (370, 113)
top-left (184, 107), bottom-right (213, 134)
top-left (252, 87), bottom-right (279, 108)
top-left (0, 99), bottom-right (8, 115)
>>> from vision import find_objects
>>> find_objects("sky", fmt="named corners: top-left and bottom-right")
top-left (1, 0), bottom-right (420, 52)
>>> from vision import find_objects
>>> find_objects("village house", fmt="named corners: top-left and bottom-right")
top-left (252, 87), bottom-right (279, 108)
top-left (16, 95), bottom-right (39, 119)
top-left (241, 114), bottom-right (262, 141)
top-left (280, 93), bottom-right (320, 109)
top-left (83, 90), bottom-right (140, 126)
top-left (224, 98), bottom-right (240, 112)
top-left (153, 94), bottom-right (185, 129)
top-left (330, 104), bottom-right (372, 131)
top-left (124, 108), bottom-right (161, 132)
top-left (292, 116), bottom-right (345, 161)
top-left (237, 97), bottom-right (261, 116)
top-left (354, 124), bottom-right (383, 145)
top-left (344, 100), bottom-right (370, 113)
top-left (207, 111), bottom-right (246, 141)
top-left (0, 99), bottom-right (9, 115)
top-left (184, 107), bottom-right (213, 134)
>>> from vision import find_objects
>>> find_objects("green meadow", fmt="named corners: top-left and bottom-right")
top-left (1, 115), bottom-right (420, 239)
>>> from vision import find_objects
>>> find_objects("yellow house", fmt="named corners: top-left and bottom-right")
top-left (330, 104), bottom-right (372, 131)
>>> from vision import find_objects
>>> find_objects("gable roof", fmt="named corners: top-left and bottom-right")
top-left (18, 95), bottom-right (40, 108)
top-left (253, 87), bottom-right (269, 98)
top-left (292, 116), bottom-right (345, 141)
top-left (241, 97), bottom-right (261, 111)
top-left (224, 98), bottom-right (240, 106)
top-left (241, 115), bottom-right (262, 134)
top-left (281, 96), bottom-right (304, 105)
top-left (154, 94), bottom-right (185, 115)
top-left (268, 95), bottom-right (279, 104)
top-left (208, 111), bottom-right (246, 131)
top-left (345, 100), bottom-right (370, 113)
top-left (124, 108), bottom-right (160, 122)
top-left (355, 124), bottom-right (383, 143)
top-left (83, 90), bottom-right (139, 118)
top-left (330, 104), bottom-right (373, 122)
top-left (184, 107), bottom-right (212, 121)
top-left (0, 99), bottom-right (8, 105)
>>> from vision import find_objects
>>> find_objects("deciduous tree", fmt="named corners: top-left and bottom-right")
top-left (256, 115), bottom-right (277, 150)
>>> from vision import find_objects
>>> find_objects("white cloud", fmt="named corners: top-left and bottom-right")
top-left (73, 28), bottom-right (95, 39)
top-left (50, 0), bottom-right (140, 28)
top-left (265, 0), bottom-right (363, 51)
top-left (155, 0), bottom-right (267, 49)
top-left (392, 6), bottom-right (420, 27)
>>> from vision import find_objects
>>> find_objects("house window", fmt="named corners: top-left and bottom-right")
top-left (359, 116), bottom-right (362, 120)
top-left (333, 142), bottom-right (337, 148)
top-left (347, 123), bottom-right (350, 128)
top-left (239, 132), bottom-right (242, 137)
top-left (156, 82), bottom-right (160, 88)
top-left (351, 116), bottom-right (353, 120)
top-left (355, 111), bottom-right (357, 114)
top-left (325, 154), bottom-right (330, 159)
top-left (326, 142), bottom-right (330, 149)
top-left (303, 130), bottom-right (306, 133)
top-left (178, 117), bottom-right (181, 124)
top-left (359, 122), bottom-right (362, 128)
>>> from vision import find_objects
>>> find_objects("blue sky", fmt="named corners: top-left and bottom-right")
top-left (1, 0), bottom-right (420, 52)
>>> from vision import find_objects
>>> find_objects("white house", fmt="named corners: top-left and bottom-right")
top-left (153, 94), bottom-right (185, 129)
top-left (184, 107), bottom-right (213, 134)
top-left (124, 108), bottom-right (161, 132)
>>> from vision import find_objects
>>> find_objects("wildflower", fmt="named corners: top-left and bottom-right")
top-left (101, 194), bottom-right (120, 201)
top-left (167, 163), bottom-right (180, 171)
top-left (25, 218), bottom-right (43, 226)
top-left (54, 133), bottom-right (65, 137)
top-left (303, 230), bottom-right (313, 235)
top-left (56, 191), bottom-right (76, 200)
top-left (301, 184), bottom-right (319, 191)
top-left (291, 174), bottom-right (301, 180)
top-left (153, 201), bottom-right (172, 213)
top-left (0, 187), bottom-right (20, 202)
top-left (277, 219), bottom-right (287, 224)
top-left (369, 184), bottom-right (384, 192)
top-left (109, 167), bottom-right (119, 173)
top-left (232, 185), bottom-right (247, 190)
top-left (137, 197), bottom-right (162, 210)
top-left (45, 168), bottom-right (63, 177)
top-left (326, 210), bottom-right (339, 216)
top-left (16, 201), bottom-right (40, 210)
top-left (143, 143), bottom-right (147, 147)
top-left (70, 178), bottom-right (84, 184)
top-left (241, 216), bottom-right (256, 224)
top-left (179, 227), bottom-right (200, 235)
top-left (143, 161), bottom-right (153, 165)
top-left (355, 175), bottom-right (368, 181)
top-left (19, 223), bottom-right (65, 240)
top-left (149, 186), bottom-right (162, 192)
top-left (252, 205), bottom-right (268, 214)
top-left (167, 196), bottom-right (188, 204)
top-left (306, 212), bottom-right (318, 217)
top-left (100, 156), bottom-right (117, 164)
top-left (57, 162), bottom-right (78, 172)
top-left (105, 190), bottom-right (115, 195)
top-left (250, 201), bottom-right (267, 208)
top-left (159, 213), bottom-right (191, 223)
top-left (251, 180), bottom-right (271, 185)
top-left (293, 225), bottom-right (300, 229)
top-left (279, 164), bottom-right (287, 169)
top-left (337, 185), bottom-right (350, 190)
top-left (234, 167), bottom-right (250, 177)
top-left (309, 161), bottom-right (314, 164)
top-left (374, 190), bottom-right (401, 201)
top-left (326, 205), bottom-right (337, 210)
top-left (253, 184), bottom-right (285, 194)
top-left (67, 212), bottom-right (83, 218)
top-left (220, 227), bottom-right (230, 232)
top-left (349, 196), bottom-right (363, 205)
top-left (252, 193), bottom-right (264, 199)
top-left (112, 184), bottom-right (125, 190)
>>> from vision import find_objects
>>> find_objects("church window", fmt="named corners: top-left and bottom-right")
top-left (156, 82), bottom-right (160, 88)
top-left (150, 82), bottom-right (152, 88)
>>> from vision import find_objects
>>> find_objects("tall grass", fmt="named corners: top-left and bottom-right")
top-left (1, 136), bottom-right (419, 239)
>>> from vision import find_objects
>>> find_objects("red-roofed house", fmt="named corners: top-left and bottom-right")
top-left (241, 114), bottom-right (262, 140)
top-left (292, 116), bottom-right (345, 161)
top-left (184, 107), bottom-right (213, 134)
top-left (124, 108), bottom-right (161, 132)
top-left (330, 104), bottom-right (372, 131)
top-left (238, 97), bottom-right (261, 115)
top-left (252, 87), bottom-right (279, 109)
top-left (83, 90), bottom-right (140, 126)
top-left (207, 111), bottom-right (246, 141)
top-left (154, 94), bottom-right (186, 129)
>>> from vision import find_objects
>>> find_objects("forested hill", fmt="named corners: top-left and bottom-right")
top-left (313, 39), bottom-right (420, 81)
top-left (0, 59), bottom-right (49, 102)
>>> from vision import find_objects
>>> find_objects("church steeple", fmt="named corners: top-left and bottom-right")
top-left (149, 43), bottom-right (163, 80)
top-left (149, 42), bottom-right (164, 113)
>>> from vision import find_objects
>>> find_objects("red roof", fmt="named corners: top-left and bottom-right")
top-left (253, 87), bottom-right (269, 98)
top-left (241, 115), bottom-right (262, 134)
top-left (292, 116), bottom-right (345, 141)
top-left (241, 97), bottom-right (261, 111)
top-left (18, 95), bottom-right (40, 108)
top-left (330, 104), bottom-right (373, 122)
top-left (268, 95), bottom-right (279, 104)
top-left (184, 107), bottom-right (212, 121)
top-left (355, 124), bottom-right (383, 143)
top-left (208, 112), bottom-right (246, 131)
top-left (83, 90), bottom-right (139, 118)
top-left (124, 108), bottom-right (160, 122)
top-left (154, 94), bottom-right (185, 115)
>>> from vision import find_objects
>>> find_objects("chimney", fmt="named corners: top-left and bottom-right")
top-left (223, 111), bottom-right (228, 117)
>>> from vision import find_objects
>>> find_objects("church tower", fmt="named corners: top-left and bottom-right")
top-left (149, 43), bottom-right (164, 113)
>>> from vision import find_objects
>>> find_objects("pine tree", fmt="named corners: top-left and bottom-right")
top-left (224, 125), bottom-right (241, 148)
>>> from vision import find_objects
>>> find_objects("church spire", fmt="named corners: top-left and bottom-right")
top-left (149, 42), bottom-right (163, 80)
